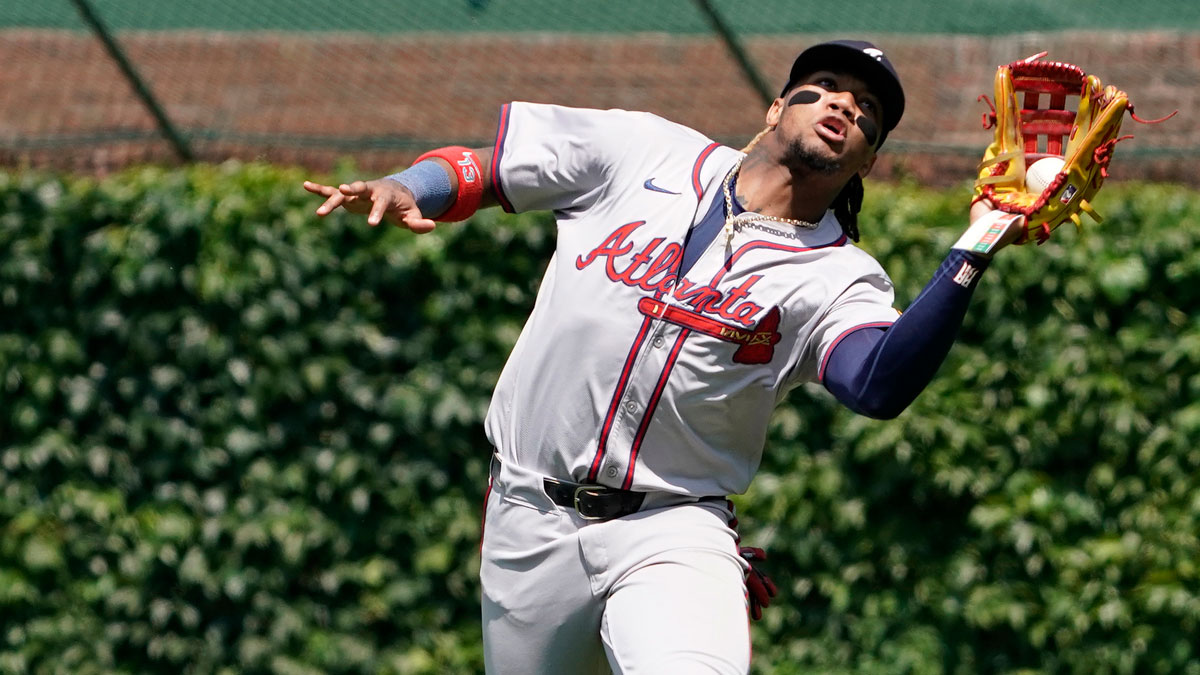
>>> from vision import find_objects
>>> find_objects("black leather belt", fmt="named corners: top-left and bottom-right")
top-left (490, 455), bottom-right (721, 522)
top-left (542, 477), bottom-right (647, 521)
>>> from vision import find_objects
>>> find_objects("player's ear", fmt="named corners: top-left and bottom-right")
top-left (765, 97), bottom-right (784, 127)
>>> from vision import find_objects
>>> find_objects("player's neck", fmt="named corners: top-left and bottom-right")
top-left (735, 149), bottom-right (844, 224)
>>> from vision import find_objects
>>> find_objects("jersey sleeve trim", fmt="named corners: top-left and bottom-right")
top-left (692, 142), bottom-right (722, 200)
top-left (816, 321), bottom-right (895, 382)
top-left (490, 103), bottom-right (515, 213)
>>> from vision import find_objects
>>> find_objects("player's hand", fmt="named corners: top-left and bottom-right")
top-left (954, 197), bottom-right (1026, 257)
top-left (302, 178), bottom-right (438, 234)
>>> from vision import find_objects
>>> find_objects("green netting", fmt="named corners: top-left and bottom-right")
top-left (6, 0), bottom-right (1200, 33)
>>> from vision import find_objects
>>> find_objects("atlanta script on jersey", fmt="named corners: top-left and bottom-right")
top-left (484, 102), bottom-right (900, 497)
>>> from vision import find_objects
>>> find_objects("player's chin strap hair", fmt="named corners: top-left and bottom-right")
top-left (741, 128), bottom-right (863, 242)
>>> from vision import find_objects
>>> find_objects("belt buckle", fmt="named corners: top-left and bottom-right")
top-left (573, 485), bottom-right (612, 521)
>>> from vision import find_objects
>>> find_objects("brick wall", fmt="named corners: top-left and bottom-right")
top-left (2, 30), bottom-right (1196, 185)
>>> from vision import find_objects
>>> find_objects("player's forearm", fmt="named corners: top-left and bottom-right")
top-left (822, 249), bottom-right (991, 419)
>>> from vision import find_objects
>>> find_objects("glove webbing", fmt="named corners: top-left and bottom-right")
top-left (1013, 66), bottom-right (1082, 155)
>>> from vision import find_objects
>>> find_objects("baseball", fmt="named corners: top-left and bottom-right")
top-left (1025, 156), bottom-right (1065, 193)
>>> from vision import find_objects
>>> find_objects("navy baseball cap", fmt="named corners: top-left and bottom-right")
top-left (780, 39), bottom-right (906, 140)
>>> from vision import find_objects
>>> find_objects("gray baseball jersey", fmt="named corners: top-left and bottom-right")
top-left (484, 101), bottom-right (899, 498)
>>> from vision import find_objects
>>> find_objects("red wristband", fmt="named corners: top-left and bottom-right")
top-left (413, 146), bottom-right (484, 222)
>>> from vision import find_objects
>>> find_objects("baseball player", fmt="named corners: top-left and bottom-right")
top-left (304, 40), bottom-right (1025, 674)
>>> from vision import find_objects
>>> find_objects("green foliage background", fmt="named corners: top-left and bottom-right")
top-left (1, 163), bottom-right (1198, 674)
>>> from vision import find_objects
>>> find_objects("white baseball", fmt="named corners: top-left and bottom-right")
top-left (1025, 157), bottom-right (1065, 193)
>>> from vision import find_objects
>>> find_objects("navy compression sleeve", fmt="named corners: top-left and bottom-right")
top-left (821, 249), bottom-right (991, 419)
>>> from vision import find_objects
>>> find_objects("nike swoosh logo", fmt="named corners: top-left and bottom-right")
top-left (643, 178), bottom-right (680, 195)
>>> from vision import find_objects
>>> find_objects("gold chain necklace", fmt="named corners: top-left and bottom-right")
top-left (721, 155), bottom-right (820, 245)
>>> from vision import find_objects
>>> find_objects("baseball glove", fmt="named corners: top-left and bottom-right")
top-left (974, 52), bottom-right (1173, 244)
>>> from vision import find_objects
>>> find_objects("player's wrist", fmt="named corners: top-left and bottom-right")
top-left (952, 209), bottom-right (1024, 258)
top-left (385, 161), bottom-right (453, 219)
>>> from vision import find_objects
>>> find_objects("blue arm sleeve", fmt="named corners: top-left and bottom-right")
top-left (822, 249), bottom-right (991, 419)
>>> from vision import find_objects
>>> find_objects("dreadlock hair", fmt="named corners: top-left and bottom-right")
top-left (741, 126), bottom-right (864, 243)
top-left (739, 127), bottom-right (773, 154)
top-left (832, 174), bottom-right (863, 242)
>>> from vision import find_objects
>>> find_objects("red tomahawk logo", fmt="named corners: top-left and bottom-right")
top-left (638, 297), bottom-right (781, 364)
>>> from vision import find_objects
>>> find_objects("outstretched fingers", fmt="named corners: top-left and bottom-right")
top-left (402, 212), bottom-right (437, 234)
top-left (339, 180), bottom-right (371, 196)
top-left (367, 192), bottom-right (392, 227)
top-left (302, 180), bottom-right (336, 196)
top-left (304, 181), bottom-right (351, 217)
top-left (317, 194), bottom-right (346, 216)
top-left (304, 178), bottom-right (437, 233)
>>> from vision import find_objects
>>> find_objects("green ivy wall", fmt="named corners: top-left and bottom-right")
top-left (1, 163), bottom-right (1198, 674)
